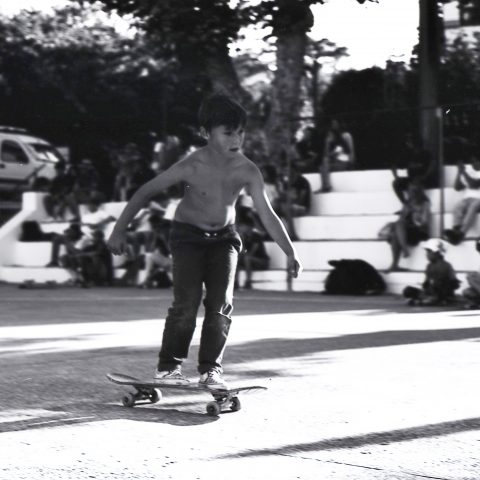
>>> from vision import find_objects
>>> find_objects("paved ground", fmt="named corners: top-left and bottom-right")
top-left (0, 285), bottom-right (479, 480)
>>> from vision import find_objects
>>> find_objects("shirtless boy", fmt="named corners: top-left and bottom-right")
top-left (107, 93), bottom-right (302, 389)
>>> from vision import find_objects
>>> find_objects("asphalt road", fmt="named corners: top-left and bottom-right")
top-left (0, 285), bottom-right (479, 480)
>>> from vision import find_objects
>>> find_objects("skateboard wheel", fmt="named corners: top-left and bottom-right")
top-left (230, 396), bottom-right (241, 412)
top-left (122, 393), bottom-right (136, 407)
top-left (150, 389), bottom-right (162, 403)
top-left (206, 401), bottom-right (221, 416)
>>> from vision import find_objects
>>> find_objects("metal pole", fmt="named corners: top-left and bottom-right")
top-left (284, 147), bottom-right (293, 292)
top-left (419, 0), bottom-right (441, 166)
top-left (437, 106), bottom-right (445, 235)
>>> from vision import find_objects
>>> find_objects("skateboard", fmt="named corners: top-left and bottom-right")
top-left (107, 372), bottom-right (267, 416)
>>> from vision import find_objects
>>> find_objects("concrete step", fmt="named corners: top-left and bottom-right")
top-left (78, 201), bottom-right (126, 218)
top-left (0, 266), bottom-right (72, 284)
top-left (265, 239), bottom-right (480, 272)
top-left (303, 166), bottom-right (458, 194)
top-left (240, 269), bottom-right (469, 295)
top-left (311, 190), bottom-right (402, 216)
top-left (10, 241), bottom-right (130, 268)
top-left (310, 188), bottom-right (465, 217)
top-left (11, 241), bottom-right (51, 267)
top-left (41, 222), bottom-right (71, 235)
top-left (0, 265), bottom-right (148, 285)
top-left (294, 212), bottom-right (480, 240)
top-left (2, 264), bottom-right (469, 296)
top-left (303, 170), bottom-right (403, 193)
top-left (11, 235), bottom-right (479, 278)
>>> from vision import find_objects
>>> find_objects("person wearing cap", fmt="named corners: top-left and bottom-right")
top-left (403, 238), bottom-right (460, 306)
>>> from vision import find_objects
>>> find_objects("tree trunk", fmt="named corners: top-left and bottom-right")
top-left (265, 0), bottom-right (313, 164)
top-left (204, 46), bottom-right (252, 106)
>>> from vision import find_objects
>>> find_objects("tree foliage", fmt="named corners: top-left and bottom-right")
top-left (87, 0), bottom-right (379, 98)
top-left (0, 0), bottom-right (389, 168)
top-left (0, 4), bottom-right (206, 160)
top-left (319, 23), bottom-right (480, 169)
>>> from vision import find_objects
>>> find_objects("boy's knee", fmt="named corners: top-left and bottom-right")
top-left (204, 300), bottom-right (233, 319)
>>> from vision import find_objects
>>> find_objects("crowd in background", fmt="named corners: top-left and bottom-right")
top-left (29, 123), bottom-right (319, 289)
top-left (22, 118), bottom-right (480, 308)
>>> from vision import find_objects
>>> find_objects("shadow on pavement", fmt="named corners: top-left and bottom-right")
top-left (3, 325), bottom-right (480, 434)
top-left (215, 416), bottom-right (480, 458)
top-left (225, 327), bottom-right (480, 364)
top-left (0, 401), bottom-right (218, 434)
top-left (3, 327), bottom-right (480, 362)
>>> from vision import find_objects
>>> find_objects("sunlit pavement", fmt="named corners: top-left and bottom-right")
top-left (0, 286), bottom-right (479, 480)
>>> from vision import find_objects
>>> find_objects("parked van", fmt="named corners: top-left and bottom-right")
top-left (0, 126), bottom-right (64, 192)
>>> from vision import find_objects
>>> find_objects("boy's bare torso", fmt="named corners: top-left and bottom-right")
top-left (174, 148), bottom-right (253, 231)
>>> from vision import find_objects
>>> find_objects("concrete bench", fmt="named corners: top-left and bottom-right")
top-left (294, 212), bottom-right (480, 240)
top-left (265, 239), bottom-right (480, 273)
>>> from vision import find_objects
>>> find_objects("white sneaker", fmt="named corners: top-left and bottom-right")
top-left (153, 367), bottom-right (189, 385)
top-left (198, 369), bottom-right (228, 389)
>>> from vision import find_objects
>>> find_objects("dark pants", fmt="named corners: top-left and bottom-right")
top-left (157, 221), bottom-right (242, 374)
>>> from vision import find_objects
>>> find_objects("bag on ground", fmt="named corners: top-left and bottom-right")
top-left (324, 259), bottom-right (386, 295)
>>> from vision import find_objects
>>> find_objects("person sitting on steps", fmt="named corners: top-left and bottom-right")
top-left (403, 238), bottom-right (460, 306)
top-left (443, 154), bottom-right (480, 245)
top-left (380, 182), bottom-right (431, 272)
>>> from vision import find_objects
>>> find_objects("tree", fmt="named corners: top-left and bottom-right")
top-left (304, 38), bottom-right (348, 122)
top-left (84, 0), bottom-right (249, 102)
top-left (239, 0), bottom-right (378, 163)
top-left (438, 31), bottom-right (480, 152)
top-left (86, 0), bottom-right (378, 161)
top-left (0, 4), bottom-right (202, 159)
top-left (319, 63), bottom-right (417, 169)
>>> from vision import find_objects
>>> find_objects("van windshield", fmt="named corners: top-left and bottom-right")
top-left (28, 143), bottom-right (64, 164)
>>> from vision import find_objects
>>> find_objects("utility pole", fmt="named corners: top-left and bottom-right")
top-left (418, 0), bottom-right (443, 189)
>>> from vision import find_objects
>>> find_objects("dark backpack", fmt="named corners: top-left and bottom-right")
top-left (324, 259), bottom-right (386, 295)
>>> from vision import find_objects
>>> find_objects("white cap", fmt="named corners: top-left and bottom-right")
top-left (422, 238), bottom-right (447, 255)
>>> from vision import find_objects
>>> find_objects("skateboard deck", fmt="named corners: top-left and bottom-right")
top-left (107, 372), bottom-right (267, 416)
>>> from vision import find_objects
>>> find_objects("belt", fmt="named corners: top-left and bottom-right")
top-left (172, 221), bottom-right (235, 238)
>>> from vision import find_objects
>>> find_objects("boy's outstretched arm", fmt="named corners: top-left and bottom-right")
top-left (107, 163), bottom-right (186, 255)
top-left (247, 164), bottom-right (303, 277)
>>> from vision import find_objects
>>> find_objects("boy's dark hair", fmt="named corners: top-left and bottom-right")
top-left (198, 93), bottom-right (247, 131)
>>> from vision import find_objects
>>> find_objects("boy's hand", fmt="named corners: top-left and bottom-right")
top-left (107, 231), bottom-right (127, 255)
top-left (287, 254), bottom-right (303, 278)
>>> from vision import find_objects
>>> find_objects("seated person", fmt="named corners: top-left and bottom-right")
top-left (235, 213), bottom-right (270, 289)
top-left (295, 126), bottom-right (320, 173)
top-left (315, 118), bottom-right (355, 193)
top-left (380, 182), bottom-right (431, 272)
top-left (403, 238), bottom-right (460, 306)
top-left (61, 230), bottom-right (113, 287)
top-left (45, 222), bottom-right (83, 268)
top-left (390, 133), bottom-right (434, 203)
top-left (125, 200), bottom-right (168, 255)
top-left (260, 164), bottom-right (281, 212)
top-left (139, 218), bottom-right (173, 289)
top-left (443, 155), bottom-right (480, 245)
top-left (43, 162), bottom-right (79, 221)
top-left (276, 164), bottom-right (311, 240)
top-left (462, 238), bottom-right (480, 307)
top-left (47, 192), bottom-right (115, 267)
